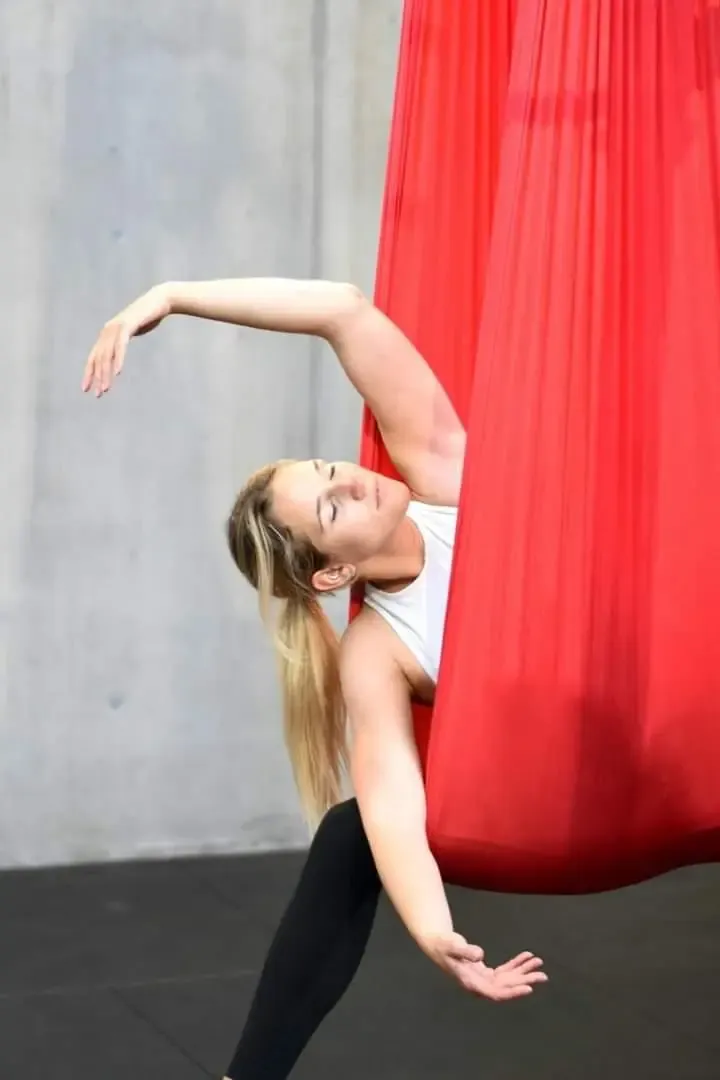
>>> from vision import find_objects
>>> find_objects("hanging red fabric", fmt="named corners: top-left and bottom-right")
top-left (353, 0), bottom-right (518, 764)
top-left (360, 0), bottom-right (720, 894)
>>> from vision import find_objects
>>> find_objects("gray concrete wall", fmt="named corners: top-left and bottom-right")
top-left (0, 0), bottom-right (402, 869)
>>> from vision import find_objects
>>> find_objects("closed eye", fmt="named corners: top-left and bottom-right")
top-left (327, 465), bottom-right (337, 523)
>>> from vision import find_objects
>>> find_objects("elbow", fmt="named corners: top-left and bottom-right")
top-left (322, 282), bottom-right (369, 339)
top-left (367, 794), bottom-right (426, 830)
top-left (355, 777), bottom-right (427, 838)
top-left (336, 281), bottom-right (365, 305)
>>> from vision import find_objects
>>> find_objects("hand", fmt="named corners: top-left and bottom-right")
top-left (419, 932), bottom-right (548, 1001)
top-left (81, 284), bottom-right (172, 397)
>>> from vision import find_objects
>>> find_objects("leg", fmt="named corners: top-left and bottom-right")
top-left (223, 797), bottom-right (381, 1080)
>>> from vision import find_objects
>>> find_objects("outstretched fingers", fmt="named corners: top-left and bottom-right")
top-left (82, 325), bottom-right (126, 396)
top-left (453, 949), bottom-right (549, 1001)
top-left (489, 983), bottom-right (536, 1002)
top-left (500, 952), bottom-right (546, 974)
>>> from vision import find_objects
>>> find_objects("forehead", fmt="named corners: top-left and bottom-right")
top-left (270, 460), bottom-right (321, 532)
top-left (273, 459), bottom-right (320, 495)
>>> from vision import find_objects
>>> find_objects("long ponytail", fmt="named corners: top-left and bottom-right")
top-left (226, 461), bottom-right (348, 826)
top-left (275, 596), bottom-right (347, 825)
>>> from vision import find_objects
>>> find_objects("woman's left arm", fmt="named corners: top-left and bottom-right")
top-left (341, 618), bottom-right (548, 1002)
top-left (342, 628), bottom-right (455, 949)
top-left (340, 619), bottom-right (490, 992)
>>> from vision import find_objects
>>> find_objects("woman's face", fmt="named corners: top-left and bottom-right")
top-left (269, 459), bottom-right (410, 569)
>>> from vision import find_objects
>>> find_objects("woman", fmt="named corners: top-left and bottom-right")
top-left (83, 278), bottom-right (548, 1078)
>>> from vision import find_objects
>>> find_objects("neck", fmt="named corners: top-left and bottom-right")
top-left (357, 515), bottom-right (424, 590)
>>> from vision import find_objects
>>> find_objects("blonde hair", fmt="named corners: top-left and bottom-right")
top-left (226, 461), bottom-right (347, 826)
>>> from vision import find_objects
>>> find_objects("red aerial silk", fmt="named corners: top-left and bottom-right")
top-left (359, 0), bottom-right (720, 894)
top-left (355, 0), bottom-right (518, 761)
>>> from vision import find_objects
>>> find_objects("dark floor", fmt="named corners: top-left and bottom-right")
top-left (1, 850), bottom-right (719, 1080)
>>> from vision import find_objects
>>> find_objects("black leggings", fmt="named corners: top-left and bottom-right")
top-left (224, 798), bottom-right (381, 1079)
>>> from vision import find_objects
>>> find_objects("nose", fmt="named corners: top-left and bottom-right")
top-left (332, 478), bottom-right (366, 501)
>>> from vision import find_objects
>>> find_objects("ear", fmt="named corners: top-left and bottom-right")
top-left (312, 563), bottom-right (357, 594)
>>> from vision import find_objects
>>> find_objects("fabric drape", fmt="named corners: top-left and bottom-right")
top-left (360, 0), bottom-right (720, 893)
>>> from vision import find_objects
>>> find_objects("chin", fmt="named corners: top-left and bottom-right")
top-left (378, 474), bottom-right (412, 518)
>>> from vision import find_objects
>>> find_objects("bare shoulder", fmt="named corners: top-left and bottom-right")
top-left (341, 611), bottom-right (423, 799)
top-left (339, 610), bottom-right (412, 723)
top-left (328, 291), bottom-right (465, 505)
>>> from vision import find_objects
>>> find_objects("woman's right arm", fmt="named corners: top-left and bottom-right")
top-left (340, 618), bottom-right (547, 1001)
top-left (81, 277), bottom-right (464, 504)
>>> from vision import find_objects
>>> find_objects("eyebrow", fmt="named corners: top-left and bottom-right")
top-left (314, 461), bottom-right (324, 531)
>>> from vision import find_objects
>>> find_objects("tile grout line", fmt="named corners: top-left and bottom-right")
top-left (110, 983), bottom-right (216, 1079)
top-left (0, 967), bottom-right (259, 1003)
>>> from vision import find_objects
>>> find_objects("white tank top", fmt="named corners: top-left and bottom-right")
top-left (363, 500), bottom-right (458, 683)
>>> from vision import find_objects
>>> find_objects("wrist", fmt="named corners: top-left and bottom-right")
top-left (413, 922), bottom-right (455, 953)
top-left (152, 281), bottom-right (175, 316)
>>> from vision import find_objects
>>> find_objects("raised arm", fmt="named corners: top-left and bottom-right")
top-left (340, 616), bottom-right (547, 1001)
top-left (82, 278), bottom-right (465, 504)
